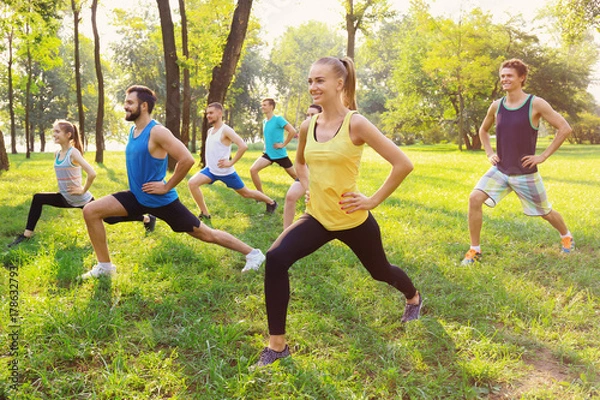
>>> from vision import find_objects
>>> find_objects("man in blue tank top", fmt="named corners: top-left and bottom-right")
top-left (80, 85), bottom-right (265, 279)
top-left (461, 59), bottom-right (574, 265)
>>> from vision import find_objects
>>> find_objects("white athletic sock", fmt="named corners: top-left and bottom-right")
top-left (98, 262), bottom-right (113, 268)
top-left (470, 245), bottom-right (481, 253)
top-left (560, 231), bottom-right (572, 239)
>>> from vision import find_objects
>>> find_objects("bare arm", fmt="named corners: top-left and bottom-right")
top-left (218, 127), bottom-right (248, 168)
top-left (69, 148), bottom-right (96, 195)
top-left (521, 97), bottom-right (572, 169)
top-left (342, 114), bottom-right (413, 213)
top-left (479, 100), bottom-right (499, 165)
top-left (273, 123), bottom-right (297, 149)
top-left (142, 125), bottom-right (195, 195)
top-left (295, 119), bottom-right (310, 191)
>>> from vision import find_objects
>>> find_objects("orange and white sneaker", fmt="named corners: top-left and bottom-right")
top-left (461, 249), bottom-right (482, 266)
top-left (561, 236), bottom-right (574, 254)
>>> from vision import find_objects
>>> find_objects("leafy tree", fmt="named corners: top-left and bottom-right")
top-left (267, 21), bottom-right (344, 128)
top-left (341, 0), bottom-right (394, 60)
top-left (91, 0), bottom-right (105, 162)
top-left (72, 0), bottom-right (86, 147)
top-left (200, 0), bottom-right (253, 166)
top-left (379, 0), bottom-right (598, 149)
top-left (110, 6), bottom-right (165, 117)
top-left (571, 111), bottom-right (600, 144)
top-left (356, 19), bottom-right (406, 127)
top-left (184, 0), bottom-right (237, 153)
top-left (1, 2), bottom-right (18, 153)
top-left (16, 0), bottom-right (62, 156)
top-left (553, 0), bottom-right (599, 43)
top-left (178, 0), bottom-right (191, 148)
top-left (157, 0), bottom-right (181, 172)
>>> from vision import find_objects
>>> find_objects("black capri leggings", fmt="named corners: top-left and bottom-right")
top-left (25, 192), bottom-right (142, 232)
top-left (25, 193), bottom-right (81, 231)
top-left (265, 212), bottom-right (417, 335)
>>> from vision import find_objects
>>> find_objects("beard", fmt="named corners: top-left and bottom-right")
top-left (125, 108), bottom-right (141, 121)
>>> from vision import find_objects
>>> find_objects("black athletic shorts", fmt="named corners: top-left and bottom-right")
top-left (261, 153), bottom-right (293, 169)
top-left (111, 190), bottom-right (200, 233)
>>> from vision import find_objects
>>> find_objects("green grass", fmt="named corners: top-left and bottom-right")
top-left (1, 144), bottom-right (599, 399)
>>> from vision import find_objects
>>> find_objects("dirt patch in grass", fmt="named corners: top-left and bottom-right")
top-left (491, 346), bottom-right (574, 399)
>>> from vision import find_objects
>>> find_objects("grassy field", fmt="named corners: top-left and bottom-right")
top-left (0, 143), bottom-right (598, 399)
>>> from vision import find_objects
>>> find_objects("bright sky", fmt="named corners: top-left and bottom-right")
top-left (85, 0), bottom-right (599, 100)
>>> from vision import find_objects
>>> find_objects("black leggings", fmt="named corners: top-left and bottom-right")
top-left (25, 192), bottom-right (143, 232)
top-left (265, 212), bottom-right (417, 335)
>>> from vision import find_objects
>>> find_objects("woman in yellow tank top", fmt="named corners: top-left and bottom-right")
top-left (254, 57), bottom-right (423, 367)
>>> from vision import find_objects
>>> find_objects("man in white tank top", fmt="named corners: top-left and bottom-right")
top-left (188, 102), bottom-right (278, 219)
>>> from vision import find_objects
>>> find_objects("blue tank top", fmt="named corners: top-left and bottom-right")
top-left (495, 94), bottom-right (539, 175)
top-left (125, 119), bottom-right (178, 207)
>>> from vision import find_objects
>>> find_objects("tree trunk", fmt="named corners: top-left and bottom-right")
top-left (72, 0), bottom-right (86, 149)
top-left (91, 0), bottom-right (105, 163)
top-left (191, 104), bottom-right (198, 154)
top-left (458, 90), bottom-right (464, 151)
top-left (156, 0), bottom-right (181, 171)
top-left (346, 0), bottom-right (356, 60)
top-left (201, 0), bottom-right (253, 166)
top-left (462, 132), bottom-right (472, 150)
top-left (25, 23), bottom-right (32, 158)
top-left (471, 133), bottom-right (481, 150)
top-left (38, 124), bottom-right (46, 152)
top-left (0, 129), bottom-right (9, 171)
top-left (8, 28), bottom-right (17, 154)
top-left (179, 0), bottom-right (191, 150)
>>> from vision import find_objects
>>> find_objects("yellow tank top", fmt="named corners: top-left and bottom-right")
top-left (305, 110), bottom-right (368, 230)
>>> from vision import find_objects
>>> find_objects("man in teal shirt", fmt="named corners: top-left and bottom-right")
top-left (250, 98), bottom-right (297, 194)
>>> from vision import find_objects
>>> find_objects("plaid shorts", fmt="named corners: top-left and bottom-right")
top-left (474, 166), bottom-right (552, 216)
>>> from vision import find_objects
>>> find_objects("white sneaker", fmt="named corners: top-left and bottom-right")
top-left (80, 263), bottom-right (116, 280)
top-left (242, 249), bottom-right (265, 273)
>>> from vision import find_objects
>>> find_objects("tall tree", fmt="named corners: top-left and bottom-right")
top-left (72, 0), bottom-right (85, 148)
top-left (1, 2), bottom-right (18, 153)
top-left (156, 0), bottom-right (181, 170)
top-left (6, 24), bottom-right (17, 154)
top-left (342, 0), bottom-right (393, 60)
top-left (25, 19), bottom-right (32, 157)
top-left (156, 0), bottom-right (181, 171)
top-left (553, 0), bottom-right (600, 43)
top-left (179, 0), bottom-right (191, 149)
top-left (201, 0), bottom-right (253, 165)
top-left (14, 0), bottom-right (61, 157)
top-left (91, 0), bottom-right (104, 162)
top-left (382, 4), bottom-right (508, 149)
top-left (267, 21), bottom-right (344, 127)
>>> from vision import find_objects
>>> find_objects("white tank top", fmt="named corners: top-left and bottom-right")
top-left (206, 124), bottom-right (235, 176)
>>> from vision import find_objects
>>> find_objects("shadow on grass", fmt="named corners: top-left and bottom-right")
top-left (96, 163), bottom-right (128, 187)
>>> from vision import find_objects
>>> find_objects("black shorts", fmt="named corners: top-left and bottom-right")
top-left (111, 191), bottom-right (200, 233)
top-left (261, 153), bottom-right (293, 169)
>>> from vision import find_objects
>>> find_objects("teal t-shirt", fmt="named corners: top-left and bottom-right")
top-left (263, 115), bottom-right (289, 160)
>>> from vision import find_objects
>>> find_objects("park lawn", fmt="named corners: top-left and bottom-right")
top-left (0, 143), bottom-right (598, 399)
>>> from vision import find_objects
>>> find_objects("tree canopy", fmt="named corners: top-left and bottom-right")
top-left (0, 0), bottom-right (599, 163)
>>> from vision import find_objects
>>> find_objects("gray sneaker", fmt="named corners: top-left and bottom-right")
top-left (80, 263), bottom-right (116, 280)
top-left (255, 345), bottom-right (290, 367)
top-left (242, 249), bottom-right (265, 273)
top-left (401, 292), bottom-right (423, 323)
top-left (7, 234), bottom-right (29, 248)
top-left (266, 200), bottom-right (278, 214)
top-left (144, 215), bottom-right (157, 233)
